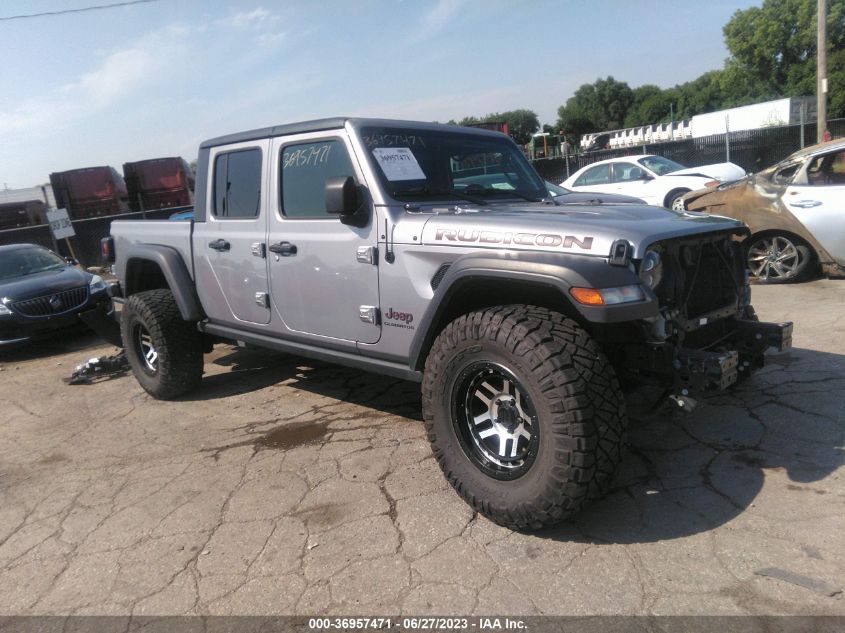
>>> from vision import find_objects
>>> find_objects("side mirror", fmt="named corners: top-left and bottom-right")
top-left (326, 176), bottom-right (358, 215)
top-left (641, 173), bottom-right (654, 181)
top-left (65, 256), bottom-right (78, 266)
top-left (325, 176), bottom-right (368, 227)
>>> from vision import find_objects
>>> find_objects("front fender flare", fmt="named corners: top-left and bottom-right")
top-left (408, 251), bottom-right (658, 371)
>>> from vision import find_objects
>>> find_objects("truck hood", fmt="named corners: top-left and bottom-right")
top-left (668, 162), bottom-right (746, 181)
top-left (419, 203), bottom-right (745, 259)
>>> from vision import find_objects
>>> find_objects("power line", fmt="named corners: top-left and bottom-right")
top-left (0, 0), bottom-right (160, 22)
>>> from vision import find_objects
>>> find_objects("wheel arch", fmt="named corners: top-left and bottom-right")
top-left (745, 228), bottom-right (816, 256)
top-left (123, 245), bottom-right (205, 321)
top-left (408, 253), bottom-right (659, 372)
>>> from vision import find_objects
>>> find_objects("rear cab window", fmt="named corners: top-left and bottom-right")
top-left (212, 148), bottom-right (262, 218)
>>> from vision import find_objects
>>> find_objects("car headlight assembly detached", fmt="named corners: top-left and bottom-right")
top-left (639, 250), bottom-right (663, 289)
top-left (89, 275), bottom-right (108, 293)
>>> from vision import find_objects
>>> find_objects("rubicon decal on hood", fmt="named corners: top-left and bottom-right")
top-left (434, 228), bottom-right (594, 250)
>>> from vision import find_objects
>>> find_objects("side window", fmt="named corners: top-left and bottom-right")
top-left (613, 163), bottom-right (645, 183)
top-left (281, 140), bottom-right (355, 217)
top-left (806, 151), bottom-right (845, 186)
top-left (212, 149), bottom-right (262, 218)
top-left (575, 164), bottom-right (610, 187)
top-left (772, 163), bottom-right (800, 185)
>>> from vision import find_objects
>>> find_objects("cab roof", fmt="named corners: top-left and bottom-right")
top-left (199, 117), bottom-right (506, 149)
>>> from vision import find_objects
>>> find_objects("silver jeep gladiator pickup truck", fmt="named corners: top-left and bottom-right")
top-left (103, 118), bottom-right (792, 529)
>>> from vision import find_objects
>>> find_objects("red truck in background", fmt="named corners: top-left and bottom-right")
top-left (123, 157), bottom-right (195, 212)
top-left (49, 167), bottom-right (130, 219)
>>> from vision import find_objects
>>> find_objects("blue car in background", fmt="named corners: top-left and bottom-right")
top-left (0, 243), bottom-right (112, 347)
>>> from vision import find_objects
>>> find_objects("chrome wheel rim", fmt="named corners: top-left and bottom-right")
top-left (671, 196), bottom-right (685, 211)
top-left (452, 362), bottom-right (539, 480)
top-left (747, 236), bottom-right (800, 281)
top-left (134, 324), bottom-right (158, 373)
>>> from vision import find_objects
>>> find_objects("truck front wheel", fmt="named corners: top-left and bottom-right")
top-left (121, 289), bottom-right (203, 399)
top-left (421, 305), bottom-right (627, 530)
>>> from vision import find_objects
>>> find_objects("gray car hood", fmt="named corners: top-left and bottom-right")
top-left (419, 203), bottom-right (745, 259)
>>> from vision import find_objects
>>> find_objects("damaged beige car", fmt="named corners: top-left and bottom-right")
top-left (680, 139), bottom-right (845, 283)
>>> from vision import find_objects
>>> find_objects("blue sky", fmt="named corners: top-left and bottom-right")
top-left (0, 0), bottom-right (759, 188)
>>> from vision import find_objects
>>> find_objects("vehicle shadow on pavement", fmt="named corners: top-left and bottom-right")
top-left (0, 329), bottom-right (110, 363)
top-left (178, 344), bottom-right (423, 420)
top-left (538, 346), bottom-right (845, 544)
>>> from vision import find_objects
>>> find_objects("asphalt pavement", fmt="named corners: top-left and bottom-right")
top-left (0, 280), bottom-right (843, 616)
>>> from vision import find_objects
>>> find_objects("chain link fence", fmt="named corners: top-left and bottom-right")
top-left (534, 118), bottom-right (845, 184)
top-left (0, 207), bottom-right (183, 268)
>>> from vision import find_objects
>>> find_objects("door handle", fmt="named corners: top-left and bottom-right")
top-left (268, 241), bottom-right (297, 256)
top-left (208, 239), bottom-right (230, 251)
top-left (788, 200), bottom-right (822, 209)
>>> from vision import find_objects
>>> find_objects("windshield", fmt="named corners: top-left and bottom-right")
top-left (0, 247), bottom-right (67, 281)
top-left (638, 155), bottom-right (686, 175)
top-left (360, 126), bottom-right (547, 203)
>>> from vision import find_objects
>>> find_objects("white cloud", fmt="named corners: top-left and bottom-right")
top-left (223, 7), bottom-right (277, 28)
top-left (0, 24), bottom-right (192, 140)
top-left (416, 0), bottom-right (467, 40)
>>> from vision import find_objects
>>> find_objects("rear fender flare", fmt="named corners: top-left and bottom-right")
top-left (123, 245), bottom-right (205, 321)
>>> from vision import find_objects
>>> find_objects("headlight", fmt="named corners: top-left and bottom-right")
top-left (89, 275), bottom-right (107, 293)
top-left (639, 250), bottom-right (663, 289)
top-left (0, 300), bottom-right (11, 316)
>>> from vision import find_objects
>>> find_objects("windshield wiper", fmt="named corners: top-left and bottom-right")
top-left (482, 188), bottom-right (544, 202)
top-left (391, 186), bottom-right (488, 205)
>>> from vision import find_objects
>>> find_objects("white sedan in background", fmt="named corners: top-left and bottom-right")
top-left (561, 155), bottom-right (745, 209)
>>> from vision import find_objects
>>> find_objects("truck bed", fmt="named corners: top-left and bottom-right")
top-left (111, 219), bottom-right (194, 280)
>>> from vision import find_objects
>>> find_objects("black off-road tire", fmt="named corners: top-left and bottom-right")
top-left (121, 289), bottom-right (203, 400)
top-left (421, 305), bottom-right (628, 530)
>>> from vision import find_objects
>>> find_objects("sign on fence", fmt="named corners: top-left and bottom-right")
top-left (46, 208), bottom-right (75, 240)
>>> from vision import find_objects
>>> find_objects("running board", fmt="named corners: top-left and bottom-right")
top-left (199, 323), bottom-right (422, 383)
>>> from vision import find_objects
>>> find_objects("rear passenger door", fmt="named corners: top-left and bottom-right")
top-left (266, 132), bottom-right (381, 343)
top-left (572, 163), bottom-right (615, 194)
top-left (786, 149), bottom-right (845, 265)
top-left (193, 140), bottom-right (271, 326)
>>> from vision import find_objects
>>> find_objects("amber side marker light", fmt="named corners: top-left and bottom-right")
top-left (570, 287), bottom-right (605, 306)
top-left (570, 285), bottom-right (646, 306)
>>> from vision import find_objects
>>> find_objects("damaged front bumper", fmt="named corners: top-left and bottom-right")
top-left (625, 318), bottom-right (793, 400)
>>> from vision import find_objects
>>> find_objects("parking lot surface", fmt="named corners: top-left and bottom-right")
top-left (0, 280), bottom-right (843, 616)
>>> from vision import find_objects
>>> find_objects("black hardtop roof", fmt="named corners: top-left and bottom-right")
top-left (199, 117), bottom-right (507, 149)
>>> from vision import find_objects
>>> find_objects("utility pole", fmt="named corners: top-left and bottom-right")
top-left (818, 0), bottom-right (828, 143)
top-left (670, 103), bottom-right (675, 141)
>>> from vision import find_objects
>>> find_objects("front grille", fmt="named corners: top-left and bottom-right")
top-left (11, 286), bottom-right (89, 317)
top-left (657, 234), bottom-right (744, 322)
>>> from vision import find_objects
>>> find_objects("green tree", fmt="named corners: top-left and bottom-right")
top-left (456, 109), bottom-right (540, 144)
top-left (722, 0), bottom-right (845, 115)
top-left (625, 84), bottom-right (673, 127)
top-left (556, 76), bottom-right (634, 135)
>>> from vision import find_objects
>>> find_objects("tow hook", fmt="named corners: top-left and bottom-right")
top-left (668, 393), bottom-right (699, 413)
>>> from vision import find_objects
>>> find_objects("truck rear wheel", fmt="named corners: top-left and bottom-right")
top-left (121, 289), bottom-right (203, 400)
top-left (422, 305), bottom-right (627, 530)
